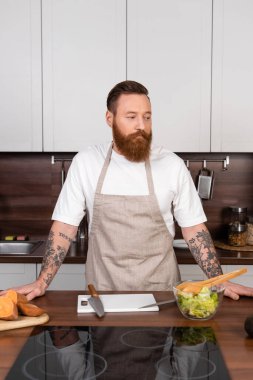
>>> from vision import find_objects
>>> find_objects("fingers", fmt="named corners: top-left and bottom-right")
top-left (224, 280), bottom-right (253, 300)
top-left (0, 282), bottom-right (46, 302)
top-left (224, 287), bottom-right (240, 300)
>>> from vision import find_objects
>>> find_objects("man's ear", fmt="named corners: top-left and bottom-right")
top-left (106, 110), bottom-right (113, 128)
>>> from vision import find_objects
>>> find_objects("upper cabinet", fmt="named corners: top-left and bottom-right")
top-left (127, 0), bottom-right (212, 152)
top-left (1, 0), bottom-right (253, 152)
top-left (211, 0), bottom-right (253, 152)
top-left (0, 0), bottom-right (42, 151)
top-left (42, 0), bottom-right (126, 152)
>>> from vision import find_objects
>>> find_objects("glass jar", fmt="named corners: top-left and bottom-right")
top-left (246, 216), bottom-right (253, 245)
top-left (229, 206), bottom-right (247, 225)
top-left (228, 223), bottom-right (247, 247)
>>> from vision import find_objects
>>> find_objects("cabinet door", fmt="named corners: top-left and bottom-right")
top-left (42, 0), bottom-right (126, 152)
top-left (0, 0), bottom-right (42, 151)
top-left (222, 265), bottom-right (253, 287)
top-left (212, 0), bottom-right (253, 152)
top-left (179, 264), bottom-right (205, 281)
top-left (127, 0), bottom-right (212, 152)
top-left (0, 264), bottom-right (36, 290)
top-left (37, 264), bottom-right (86, 290)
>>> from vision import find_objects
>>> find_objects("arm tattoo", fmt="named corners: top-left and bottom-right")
top-left (39, 230), bottom-right (68, 286)
top-left (59, 232), bottom-right (73, 243)
top-left (187, 229), bottom-right (223, 278)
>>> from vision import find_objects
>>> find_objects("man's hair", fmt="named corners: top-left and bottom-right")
top-left (107, 80), bottom-right (149, 114)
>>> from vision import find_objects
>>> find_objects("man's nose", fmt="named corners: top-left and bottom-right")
top-left (136, 117), bottom-right (145, 130)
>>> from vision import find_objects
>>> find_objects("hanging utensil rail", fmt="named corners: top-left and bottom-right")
top-left (184, 156), bottom-right (229, 170)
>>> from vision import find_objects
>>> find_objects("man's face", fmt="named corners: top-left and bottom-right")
top-left (106, 94), bottom-right (152, 162)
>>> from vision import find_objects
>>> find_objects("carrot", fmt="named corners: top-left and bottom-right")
top-left (0, 296), bottom-right (18, 321)
top-left (17, 302), bottom-right (45, 317)
top-left (5, 289), bottom-right (28, 305)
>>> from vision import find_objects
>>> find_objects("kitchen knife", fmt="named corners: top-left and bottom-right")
top-left (139, 299), bottom-right (176, 309)
top-left (87, 284), bottom-right (105, 318)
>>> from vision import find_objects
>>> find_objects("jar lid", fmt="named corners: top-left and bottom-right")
top-left (229, 206), bottom-right (247, 213)
top-left (229, 223), bottom-right (247, 232)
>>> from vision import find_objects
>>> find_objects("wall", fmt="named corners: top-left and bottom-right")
top-left (0, 153), bottom-right (73, 239)
top-left (0, 152), bottom-right (253, 240)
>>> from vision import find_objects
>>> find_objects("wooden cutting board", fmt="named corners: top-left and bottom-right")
top-left (0, 313), bottom-right (49, 332)
top-left (214, 240), bottom-right (253, 252)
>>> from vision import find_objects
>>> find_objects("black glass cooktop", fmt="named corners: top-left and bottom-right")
top-left (6, 326), bottom-right (231, 380)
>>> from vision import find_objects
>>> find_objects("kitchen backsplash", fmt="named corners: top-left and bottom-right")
top-left (0, 152), bottom-right (253, 240)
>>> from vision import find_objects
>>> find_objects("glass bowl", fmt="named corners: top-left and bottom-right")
top-left (173, 281), bottom-right (225, 320)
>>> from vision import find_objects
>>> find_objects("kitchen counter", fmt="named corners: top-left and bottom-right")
top-left (1, 240), bottom-right (253, 265)
top-left (1, 291), bottom-right (253, 380)
top-left (0, 240), bottom-right (88, 264)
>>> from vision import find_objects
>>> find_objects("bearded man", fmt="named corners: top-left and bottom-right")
top-left (8, 81), bottom-right (253, 300)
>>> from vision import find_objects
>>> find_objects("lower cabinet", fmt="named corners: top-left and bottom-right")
top-left (222, 265), bottom-right (253, 287)
top-left (179, 264), bottom-right (205, 281)
top-left (36, 263), bottom-right (86, 291)
top-left (1, 263), bottom-right (252, 292)
top-left (0, 264), bottom-right (37, 290)
top-left (179, 264), bottom-right (253, 287)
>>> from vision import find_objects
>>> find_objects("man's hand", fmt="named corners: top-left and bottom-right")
top-left (224, 281), bottom-right (253, 300)
top-left (0, 279), bottom-right (47, 302)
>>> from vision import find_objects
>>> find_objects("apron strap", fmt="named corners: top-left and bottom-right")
top-left (95, 143), bottom-right (113, 194)
top-left (145, 159), bottom-right (155, 195)
top-left (95, 142), bottom-right (155, 195)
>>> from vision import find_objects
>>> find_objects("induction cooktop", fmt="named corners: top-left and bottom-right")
top-left (6, 326), bottom-right (231, 380)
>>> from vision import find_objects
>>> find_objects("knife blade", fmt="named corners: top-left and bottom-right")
top-left (87, 284), bottom-right (105, 318)
top-left (138, 299), bottom-right (176, 309)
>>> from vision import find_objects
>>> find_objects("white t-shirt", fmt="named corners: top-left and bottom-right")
top-left (52, 142), bottom-right (207, 236)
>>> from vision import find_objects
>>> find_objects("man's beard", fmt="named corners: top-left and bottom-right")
top-left (112, 122), bottom-right (152, 162)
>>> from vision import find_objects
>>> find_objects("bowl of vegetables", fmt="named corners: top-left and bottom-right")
top-left (173, 281), bottom-right (225, 320)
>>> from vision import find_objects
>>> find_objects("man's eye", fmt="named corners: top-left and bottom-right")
top-left (127, 116), bottom-right (135, 119)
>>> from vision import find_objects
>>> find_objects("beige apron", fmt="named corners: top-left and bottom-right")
top-left (85, 144), bottom-right (180, 291)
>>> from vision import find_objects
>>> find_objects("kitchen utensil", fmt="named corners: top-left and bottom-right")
top-left (197, 166), bottom-right (214, 200)
top-left (77, 294), bottom-right (159, 313)
top-left (87, 284), bottom-right (105, 318)
top-left (176, 267), bottom-right (247, 293)
top-left (0, 313), bottom-right (49, 332)
top-left (138, 299), bottom-right (176, 309)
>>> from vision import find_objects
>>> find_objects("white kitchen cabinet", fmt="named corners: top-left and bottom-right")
top-left (179, 264), bottom-right (253, 287)
top-left (0, 0), bottom-right (42, 151)
top-left (179, 264), bottom-right (205, 281)
top-left (37, 264), bottom-right (86, 290)
top-left (42, 0), bottom-right (126, 152)
top-left (0, 264), bottom-right (36, 290)
top-left (221, 265), bottom-right (253, 287)
top-left (212, 0), bottom-right (253, 152)
top-left (127, 0), bottom-right (212, 152)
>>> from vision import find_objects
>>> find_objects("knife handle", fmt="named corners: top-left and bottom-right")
top-left (88, 284), bottom-right (99, 298)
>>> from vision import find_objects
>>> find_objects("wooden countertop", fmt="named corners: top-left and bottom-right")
top-left (1, 291), bottom-right (253, 380)
top-left (1, 240), bottom-right (253, 264)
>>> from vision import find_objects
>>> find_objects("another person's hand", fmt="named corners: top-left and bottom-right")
top-left (224, 281), bottom-right (253, 300)
top-left (0, 279), bottom-right (47, 301)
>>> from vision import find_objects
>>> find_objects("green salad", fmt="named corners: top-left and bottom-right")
top-left (177, 286), bottom-right (219, 319)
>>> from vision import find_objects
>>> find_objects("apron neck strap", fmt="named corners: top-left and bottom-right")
top-left (95, 142), bottom-right (155, 195)
top-left (95, 143), bottom-right (113, 194)
top-left (145, 159), bottom-right (155, 195)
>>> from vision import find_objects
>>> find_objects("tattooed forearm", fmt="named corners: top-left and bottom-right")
top-left (59, 232), bottom-right (73, 243)
top-left (187, 229), bottom-right (223, 278)
top-left (39, 230), bottom-right (68, 286)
